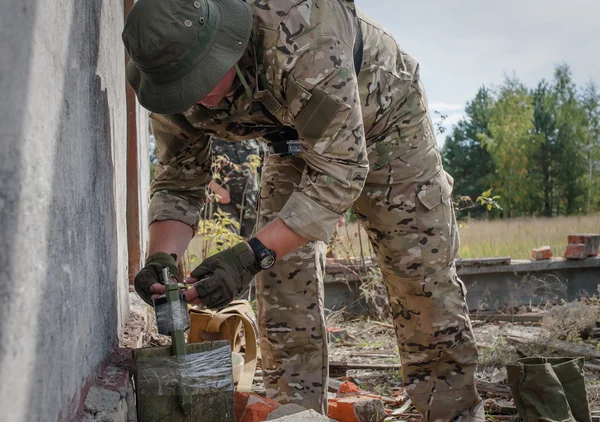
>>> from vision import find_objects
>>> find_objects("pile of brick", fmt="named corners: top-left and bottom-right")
top-left (328, 382), bottom-right (386, 422)
top-left (234, 381), bottom-right (386, 422)
top-left (565, 234), bottom-right (600, 260)
top-left (531, 234), bottom-right (600, 261)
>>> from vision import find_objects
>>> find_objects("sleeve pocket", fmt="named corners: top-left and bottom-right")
top-left (416, 171), bottom-right (453, 210)
top-left (294, 86), bottom-right (346, 148)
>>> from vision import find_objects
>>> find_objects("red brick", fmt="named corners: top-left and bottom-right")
top-left (235, 392), bottom-right (280, 422)
top-left (240, 402), bottom-right (274, 422)
top-left (338, 381), bottom-right (362, 395)
top-left (328, 396), bottom-right (385, 422)
top-left (567, 234), bottom-right (600, 256)
top-left (565, 243), bottom-right (587, 260)
top-left (532, 246), bottom-right (552, 260)
top-left (328, 398), bottom-right (360, 422)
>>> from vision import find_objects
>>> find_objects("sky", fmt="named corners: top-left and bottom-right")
top-left (357, 0), bottom-right (600, 143)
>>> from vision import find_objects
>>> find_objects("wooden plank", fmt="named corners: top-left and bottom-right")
top-left (470, 314), bottom-right (544, 323)
top-left (476, 381), bottom-right (512, 397)
top-left (456, 257), bottom-right (512, 267)
top-left (506, 335), bottom-right (600, 359)
top-left (134, 340), bottom-right (234, 422)
top-left (329, 361), bottom-right (402, 377)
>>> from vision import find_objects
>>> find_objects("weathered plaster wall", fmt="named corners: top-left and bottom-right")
top-left (0, 0), bottom-right (131, 420)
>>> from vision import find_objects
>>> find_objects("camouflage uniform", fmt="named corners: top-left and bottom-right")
top-left (148, 1), bottom-right (483, 420)
top-left (210, 138), bottom-right (264, 238)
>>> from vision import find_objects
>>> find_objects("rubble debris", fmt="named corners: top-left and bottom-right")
top-left (532, 245), bottom-right (552, 260)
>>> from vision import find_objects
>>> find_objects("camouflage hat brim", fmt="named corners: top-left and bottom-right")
top-left (126, 0), bottom-right (252, 114)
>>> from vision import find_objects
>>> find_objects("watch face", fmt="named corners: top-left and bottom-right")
top-left (261, 255), bottom-right (275, 269)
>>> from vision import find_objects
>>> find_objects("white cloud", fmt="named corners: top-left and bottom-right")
top-left (443, 112), bottom-right (466, 126)
top-left (429, 102), bottom-right (464, 112)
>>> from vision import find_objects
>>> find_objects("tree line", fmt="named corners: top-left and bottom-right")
top-left (442, 64), bottom-right (600, 218)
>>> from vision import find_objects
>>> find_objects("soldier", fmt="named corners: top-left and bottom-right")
top-left (123, 0), bottom-right (484, 420)
top-left (208, 138), bottom-right (264, 238)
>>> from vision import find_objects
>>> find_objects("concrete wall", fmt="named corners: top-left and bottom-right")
top-left (0, 0), bottom-right (131, 420)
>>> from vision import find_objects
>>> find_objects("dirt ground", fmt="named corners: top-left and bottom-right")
top-left (324, 317), bottom-right (600, 421)
top-left (124, 292), bottom-right (600, 421)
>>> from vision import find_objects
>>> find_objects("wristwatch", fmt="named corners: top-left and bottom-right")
top-left (248, 237), bottom-right (277, 270)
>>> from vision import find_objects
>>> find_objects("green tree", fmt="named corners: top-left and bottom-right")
top-left (478, 76), bottom-right (538, 217)
top-left (442, 86), bottom-right (496, 217)
top-left (552, 64), bottom-right (588, 214)
top-left (531, 80), bottom-right (559, 216)
top-left (581, 80), bottom-right (600, 213)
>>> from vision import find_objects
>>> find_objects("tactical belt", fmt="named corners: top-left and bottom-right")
top-left (264, 17), bottom-right (363, 157)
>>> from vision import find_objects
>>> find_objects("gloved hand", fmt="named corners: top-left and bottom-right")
top-left (187, 242), bottom-right (259, 309)
top-left (134, 252), bottom-right (178, 305)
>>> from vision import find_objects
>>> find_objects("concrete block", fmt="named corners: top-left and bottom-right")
top-left (565, 244), bottom-right (587, 260)
top-left (568, 234), bottom-right (600, 256)
top-left (267, 409), bottom-right (330, 421)
top-left (532, 246), bottom-right (552, 260)
top-left (353, 399), bottom-right (386, 422)
top-left (85, 386), bottom-right (122, 414)
top-left (266, 404), bottom-right (309, 420)
top-left (83, 386), bottom-right (127, 422)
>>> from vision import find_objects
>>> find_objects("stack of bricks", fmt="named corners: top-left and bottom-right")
top-left (565, 234), bottom-right (600, 260)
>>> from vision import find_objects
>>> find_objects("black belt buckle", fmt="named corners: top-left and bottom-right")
top-left (268, 140), bottom-right (301, 157)
top-left (284, 140), bottom-right (301, 157)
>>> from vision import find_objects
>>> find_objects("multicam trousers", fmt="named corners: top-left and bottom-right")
top-left (255, 122), bottom-right (484, 421)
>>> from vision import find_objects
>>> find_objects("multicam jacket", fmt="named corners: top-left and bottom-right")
top-left (150, 0), bottom-right (427, 241)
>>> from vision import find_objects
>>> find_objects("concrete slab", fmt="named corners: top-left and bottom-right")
top-left (266, 409), bottom-right (331, 421)
top-left (266, 403), bottom-right (309, 420)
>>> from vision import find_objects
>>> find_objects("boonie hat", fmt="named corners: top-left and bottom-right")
top-left (123, 0), bottom-right (252, 114)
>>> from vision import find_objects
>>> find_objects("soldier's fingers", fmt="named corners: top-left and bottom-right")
top-left (194, 277), bottom-right (220, 297)
top-left (190, 264), bottom-right (214, 278)
top-left (149, 283), bottom-right (165, 294)
top-left (206, 291), bottom-right (224, 308)
top-left (183, 287), bottom-right (199, 302)
top-left (185, 275), bottom-right (198, 284)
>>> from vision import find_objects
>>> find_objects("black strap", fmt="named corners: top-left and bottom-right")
top-left (353, 17), bottom-right (363, 74)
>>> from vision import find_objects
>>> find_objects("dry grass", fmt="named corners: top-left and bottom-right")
top-left (331, 214), bottom-right (600, 260)
top-left (457, 214), bottom-right (600, 259)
